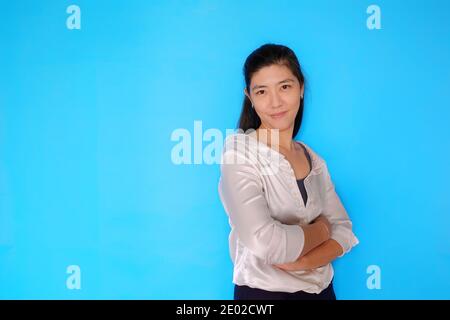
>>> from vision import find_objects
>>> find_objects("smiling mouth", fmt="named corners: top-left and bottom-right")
top-left (270, 111), bottom-right (288, 119)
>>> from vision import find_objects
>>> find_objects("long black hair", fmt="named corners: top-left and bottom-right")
top-left (238, 43), bottom-right (306, 138)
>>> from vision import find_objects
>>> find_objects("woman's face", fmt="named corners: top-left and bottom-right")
top-left (245, 64), bottom-right (304, 132)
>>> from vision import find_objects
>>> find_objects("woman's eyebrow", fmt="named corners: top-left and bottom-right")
top-left (252, 78), bottom-right (295, 91)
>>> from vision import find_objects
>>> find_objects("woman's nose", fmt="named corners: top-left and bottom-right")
top-left (270, 91), bottom-right (282, 108)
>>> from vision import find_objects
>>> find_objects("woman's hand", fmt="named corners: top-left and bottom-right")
top-left (274, 215), bottom-right (332, 272)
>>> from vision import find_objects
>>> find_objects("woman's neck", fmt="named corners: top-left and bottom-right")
top-left (256, 125), bottom-right (294, 152)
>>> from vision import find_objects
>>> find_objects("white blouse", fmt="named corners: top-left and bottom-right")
top-left (218, 131), bottom-right (359, 294)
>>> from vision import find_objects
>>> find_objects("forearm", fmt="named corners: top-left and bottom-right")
top-left (274, 239), bottom-right (344, 271)
top-left (296, 221), bottom-right (330, 259)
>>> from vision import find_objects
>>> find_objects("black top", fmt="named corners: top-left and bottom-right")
top-left (296, 143), bottom-right (312, 206)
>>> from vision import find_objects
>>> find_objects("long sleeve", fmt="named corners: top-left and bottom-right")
top-left (218, 149), bottom-right (305, 265)
top-left (320, 162), bottom-right (359, 257)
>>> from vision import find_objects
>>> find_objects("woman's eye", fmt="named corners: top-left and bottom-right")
top-left (256, 90), bottom-right (265, 95)
top-left (281, 85), bottom-right (291, 90)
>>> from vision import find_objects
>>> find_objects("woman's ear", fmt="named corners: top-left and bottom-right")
top-left (244, 88), bottom-right (252, 104)
top-left (244, 88), bottom-right (250, 99)
top-left (300, 83), bottom-right (305, 98)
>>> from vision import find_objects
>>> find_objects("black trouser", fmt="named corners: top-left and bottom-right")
top-left (234, 281), bottom-right (337, 300)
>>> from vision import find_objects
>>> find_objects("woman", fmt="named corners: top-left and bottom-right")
top-left (218, 43), bottom-right (359, 300)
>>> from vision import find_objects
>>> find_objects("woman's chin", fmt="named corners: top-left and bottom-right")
top-left (265, 119), bottom-right (294, 132)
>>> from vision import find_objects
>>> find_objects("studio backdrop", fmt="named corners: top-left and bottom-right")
top-left (1, 0), bottom-right (449, 299)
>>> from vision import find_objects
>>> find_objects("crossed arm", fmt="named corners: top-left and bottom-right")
top-left (273, 217), bottom-right (344, 272)
top-left (219, 145), bottom-right (358, 269)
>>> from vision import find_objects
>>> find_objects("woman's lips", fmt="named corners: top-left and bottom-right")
top-left (270, 111), bottom-right (288, 119)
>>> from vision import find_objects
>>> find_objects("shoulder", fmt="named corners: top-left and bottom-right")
top-left (295, 140), bottom-right (328, 172)
top-left (296, 140), bottom-right (325, 162)
top-left (219, 133), bottom-right (264, 181)
top-left (221, 132), bottom-right (260, 163)
top-left (223, 132), bottom-right (248, 149)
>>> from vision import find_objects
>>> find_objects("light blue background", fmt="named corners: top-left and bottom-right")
top-left (1, 0), bottom-right (449, 299)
